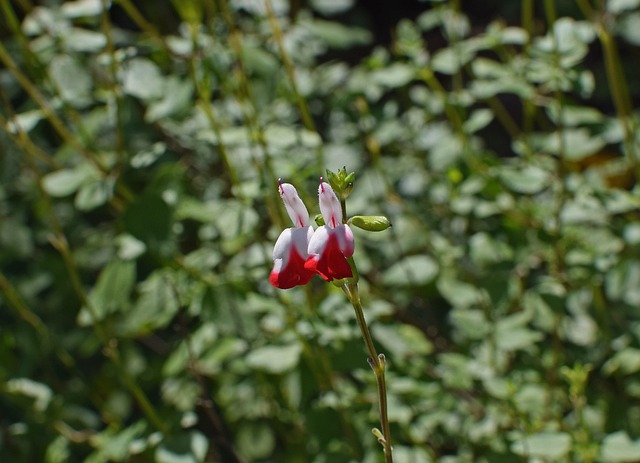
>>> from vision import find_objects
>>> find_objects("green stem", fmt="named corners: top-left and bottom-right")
top-left (100, 0), bottom-right (126, 166)
top-left (263, 0), bottom-right (317, 134)
top-left (576, 0), bottom-right (638, 173)
top-left (0, 273), bottom-right (50, 343)
top-left (185, 27), bottom-right (241, 189)
top-left (0, 41), bottom-right (108, 173)
top-left (343, 280), bottom-right (393, 463)
top-left (217, 0), bottom-right (287, 228)
top-left (522, 0), bottom-right (534, 38)
top-left (115, 0), bottom-right (172, 54)
top-left (340, 193), bottom-right (391, 459)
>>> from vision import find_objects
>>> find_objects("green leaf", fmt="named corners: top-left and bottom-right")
top-left (608, 0), bottom-right (640, 13)
top-left (122, 193), bottom-right (172, 249)
top-left (560, 195), bottom-right (608, 225)
top-left (469, 232), bottom-right (513, 266)
top-left (437, 275), bottom-right (484, 308)
top-left (603, 348), bottom-right (640, 376)
top-left (156, 432), bottom-right (208, 463)
top-left (0, 217), bottom-right (34, 258)
top-left (116, 234), bottom-right (146, 260)
top-left (429, 133), bottom-right (464, 171)
top-left (236, 423), bottom-right (276, 460)
top-left (49, 55), bottom-right (92, 105)
top-left (390, 446), bottom-right (432, 463)
top-left (120, 270), bottom-right (180, 336)
top-left (77, 259), bottom-right (136, 326)
top-left (263, 125), bottom-right (298, 148)
top-left (624, 223), bottom-right (640, 245)
top-left (130, 142), bottom-right (167, 169)
top-left (45, 436), bottom-right (70, 463)
top-left (436, 353), bottom-right (474, 389)
top-left (245, 343), bottom-right (302, 374)
top-left (60, 0), bottom-right (102, 18)
top-left (497, 164), bottom-right (551, 194)
top-left (382, 255), bottom-right (439, 286)
top-left (600, 431), bottom-right (640, 462)
top-left (371, 63), bottom-right (415, 88)
top-left (450, 308), bottom-right (491, 340)
top-left (471, 77), bottom-right (535, 99)
top-left (432, 46), bottom-right (469, 74)
top-left (511, 432), bottom-right (572, 459)
top-left (87, 422), bottom-right (146, 463)
top-left (146, 77), bottom-right (193, 122)
top-left (299, 129), bottom-right (322, 147)
top-left (618, 12), bottom-right (640, 45)
top-left (6, 378), bottom-right (52, 412)
top-left (7, 109), bottom-right (46, 133)
top-left (548, 128), bottom-right (607, 161)
top-left (310, 0), bottom-right (355, 15)
top-left (42, 164), bottom-right (100, 197)
top-left (499, 26), bottom-right (529, 44)
top-left (74, 178), bottom-right (113, 211)
top-left (606, 260), bottom-right (640, 305)
top-left (495, 312), bottom-right (543, 351)
top-left (303, 19), bottom-right (373, 49)
top-left (198, 337), bottom-right (248, 374)
top-left (546, 104), bottom-right (604, 126)
top-left (240, 42), bottom-right (279, 75)
top-left (22, 7), bottom-right (69, 36)
top-left (62, 28), bottom-right (106, 52)
top-left (463, 108), bottom-right (494, 134)
top-left (163, 323), bottom-right (219, 376)
top-left (212, 199), bottom-right (259, 243)
top-left (123, 58), bottom-right (165, 100)
top-left (373, 324), bottom-right (433, 360)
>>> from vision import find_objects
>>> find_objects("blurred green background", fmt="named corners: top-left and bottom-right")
top-left (3, 0), bottom-right (640, 461)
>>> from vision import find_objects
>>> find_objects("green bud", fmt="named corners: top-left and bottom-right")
top-left (349, 215), bottom-right (391, 232)
top-left (324, 169), bottom-right (340, 192)
top-left (343, 172), bottom-right (355, 198)
top-left (314, 214), bottom-right (325, 226)
top-left (447, 167), bottom-right (463, 184)
top-left (325, 167), bottom-right (356, 200)
top-left (344, 172), bottom-right (355, 184)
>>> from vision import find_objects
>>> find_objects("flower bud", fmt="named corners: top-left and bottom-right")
top-left (349, 215), bottom-right (391, 232)
top-left (325, 167), bottom-right (356, 200)
top-left (324, 169), bottom-right (340, 192)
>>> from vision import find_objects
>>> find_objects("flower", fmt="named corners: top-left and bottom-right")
top-left (305, 180), bottom-right (355, 281)
top-left (269, 181), bottom-right (316, 289)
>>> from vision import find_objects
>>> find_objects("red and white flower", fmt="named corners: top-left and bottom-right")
top-left (305, 181), bottom-right (355, 281)
top-left (269, 182), bottom-right (316, 289)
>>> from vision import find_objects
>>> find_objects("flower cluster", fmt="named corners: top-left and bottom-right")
top-left (269, 179), bottom-right (355, 289)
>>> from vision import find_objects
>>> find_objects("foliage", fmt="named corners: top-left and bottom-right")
top-left (2, 0), bottom-right (640, 462)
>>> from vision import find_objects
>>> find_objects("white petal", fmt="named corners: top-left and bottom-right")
top-left (307, 225), bottom-right (330, 256)
top-left (271, 258), bottom-right (284, 274)
top-left (290, 226), bottom-right (313, 258)
top-left (318, 182), bottom-right (342, 228)
top-left (280, 183), bottom-right (310, 227)
top-left (272, 228), bottom-right (293, 266)
top-left (335, 224), bottom-right (355, 257)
